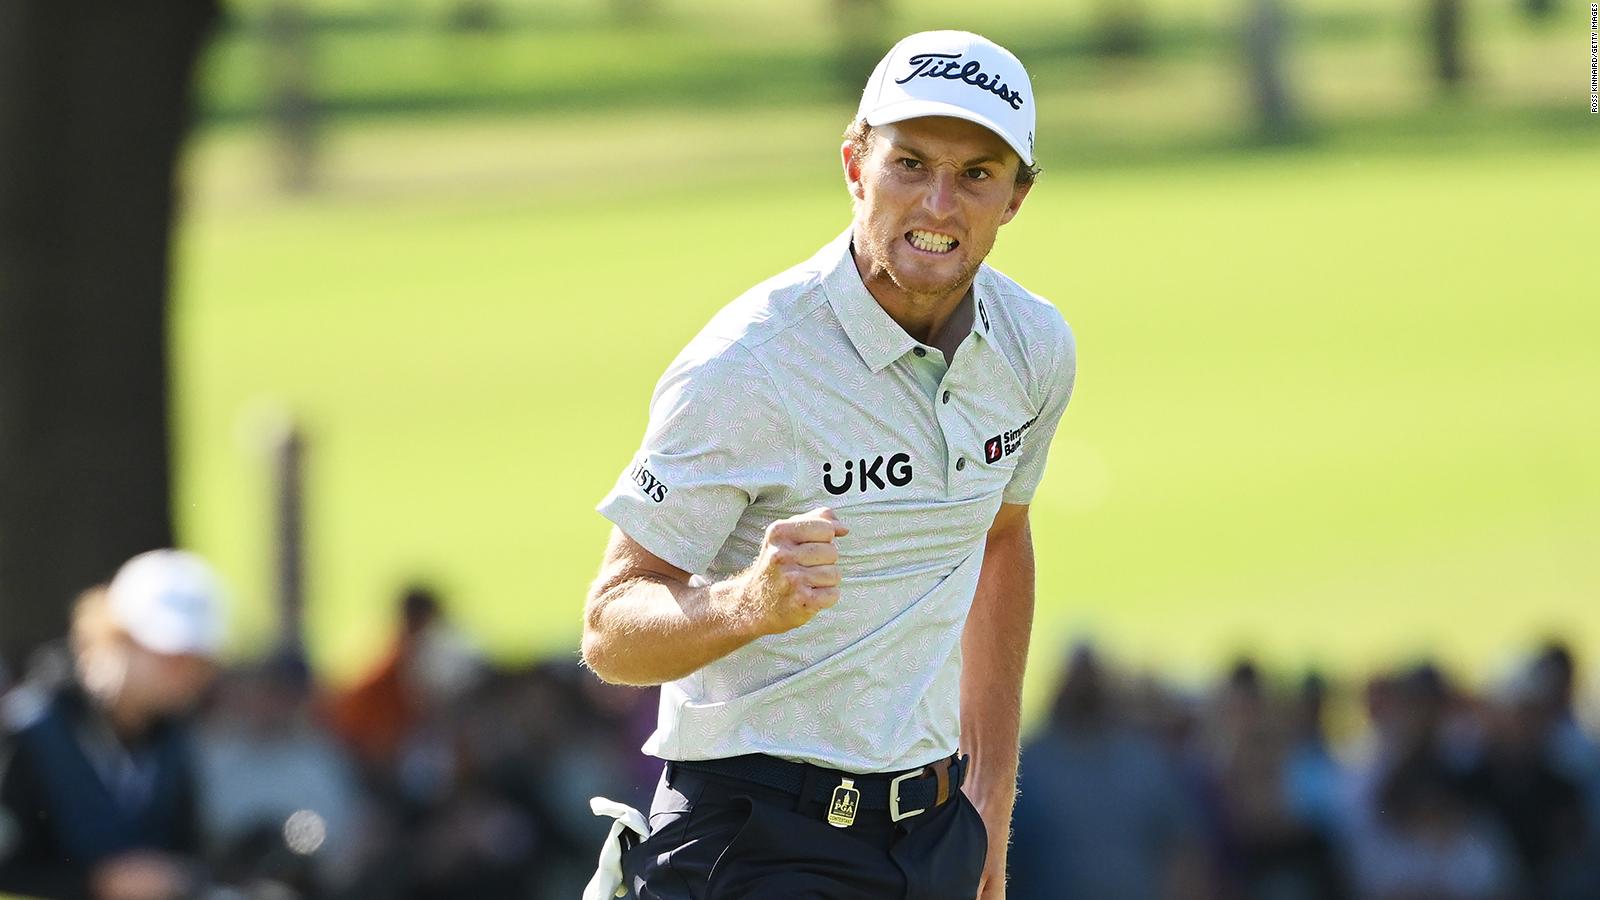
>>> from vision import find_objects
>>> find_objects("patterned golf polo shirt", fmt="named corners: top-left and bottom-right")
top-left (597, 227), bottom-right (1076, 773)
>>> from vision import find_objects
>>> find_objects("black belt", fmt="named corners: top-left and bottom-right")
top-left (671, 752), bottom-right (967, 824)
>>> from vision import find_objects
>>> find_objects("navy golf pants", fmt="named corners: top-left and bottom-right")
top-left (621, 760), bottom-right (990, 899)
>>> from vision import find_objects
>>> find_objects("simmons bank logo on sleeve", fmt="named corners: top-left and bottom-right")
top-left (627, 460), bottom-right (669, 503)
top-left (984, 416), bottom-right (1038, 464)
top-left (897, 53), bottom-right (1026, 111)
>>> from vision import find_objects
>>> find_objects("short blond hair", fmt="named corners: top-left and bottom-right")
top-left (70, 585), bottom-right (135, 698)
top-left (70, 585), bottom-right (122, 654)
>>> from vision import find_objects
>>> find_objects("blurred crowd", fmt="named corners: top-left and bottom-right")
top-left (3, 554), bottom-right (1597, 900)
top-left (0, 558), bottom-right (655, 900)
top-left (1010, 643), bottom-right (1600, 900)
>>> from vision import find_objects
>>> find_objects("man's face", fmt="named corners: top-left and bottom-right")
top-left (844, 116), bottom-right (1031, 303)
top-left (126, 645), bottom-right (217, 715)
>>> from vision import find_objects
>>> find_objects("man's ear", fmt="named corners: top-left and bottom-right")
top-left (999, 179), bottom-right (1033, 227)
top-left (842, 141), bottom-right (866, 202)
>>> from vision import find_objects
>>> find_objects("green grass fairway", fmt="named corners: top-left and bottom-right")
top-left (174, 125), bottom-right (1598, 716)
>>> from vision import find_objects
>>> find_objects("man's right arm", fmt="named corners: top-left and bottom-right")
top-left (581, 509), bottom-right (848, 687)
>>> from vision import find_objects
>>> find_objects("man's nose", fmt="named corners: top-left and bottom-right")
top-left (921, 171), bottom-right (958, 220)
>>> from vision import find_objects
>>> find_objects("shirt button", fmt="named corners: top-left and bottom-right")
top-left (956, 457), bottom-right (967, 471)
top-left (913, 347), bottom-right (927, 358)
top-left (942, 391), bottom-right (951, 404)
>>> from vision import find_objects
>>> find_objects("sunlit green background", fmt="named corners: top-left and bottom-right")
top-left (173, 0), bottom-right (1597, 719)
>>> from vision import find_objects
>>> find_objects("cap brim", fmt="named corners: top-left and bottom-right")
top-left (863, 99), bottom-right (1032, 166)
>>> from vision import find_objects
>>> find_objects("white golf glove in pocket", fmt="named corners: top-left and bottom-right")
top-left (582, 796), bottom-right (651, 900)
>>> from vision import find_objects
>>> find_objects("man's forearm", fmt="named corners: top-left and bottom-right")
top-left (582, 573), bottom-right (758, 686)
top-left (583, 514), bottom-right (847, 687)
top-left (959, 516), bottom-right (1035, 871)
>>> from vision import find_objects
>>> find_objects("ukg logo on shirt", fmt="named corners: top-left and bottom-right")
top-left (822, 452), bottom-right (913, 495)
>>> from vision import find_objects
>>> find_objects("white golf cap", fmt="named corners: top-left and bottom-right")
top-left (856, 30), bottom-right (1036, 166)
top-left (106, 549), bottom-right (227, 658)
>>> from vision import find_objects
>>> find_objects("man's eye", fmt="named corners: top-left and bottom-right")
top-left (899, 158), bottom-right (922, 170)
top-left (966, 168), bottom-right (991, 180)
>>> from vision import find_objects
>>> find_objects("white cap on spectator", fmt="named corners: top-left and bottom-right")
top-left (856, 30), bottom-right (1036, 165)
top-left (106, 549), bottom-right (227, 658)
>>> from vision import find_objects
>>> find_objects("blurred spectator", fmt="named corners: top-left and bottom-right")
top-left (0, 550), bottom-right (224, 900)
top-left (1342, 663), bottom-right (1514, 900)
top-left (1353, 756), bottom-right (1518, 899)
top-left (393, 669), bottom-right (544, 900)
top-left (325, 586), bottom-right (441, 777)
top-left (1460, 658), bottom-right (1600, 898)
top-left (1532, 642), bottom-right (1600, 829)
top-left (326, 584), bottom-right (487, 786)
top-left (1343, 664), bottom-right (1476, 840)
top-left (1204, 659), bottom-right (1344, 900)
top-left (333, 660), bottom-right (647, 900)
top-left (1011, 643), bottom-right (1208, 900)
top-left (1284, 672), bottom-right (1345, 840)
top-left (194, 653), bottom-right (370, 896)
top-left (318, 584), bottom-right (659, 899)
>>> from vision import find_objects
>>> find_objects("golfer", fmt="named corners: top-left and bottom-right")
top-left (583, 30), bottom-right (1075, 899)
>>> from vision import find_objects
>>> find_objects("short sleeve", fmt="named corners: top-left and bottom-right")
top-left (1003, 316), bottom-right (1076, 505)
top-left (597, 342), bottom-right (794, 575)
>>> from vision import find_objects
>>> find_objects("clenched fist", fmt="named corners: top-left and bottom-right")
top-left (737, 508), bottom-right (850, 635)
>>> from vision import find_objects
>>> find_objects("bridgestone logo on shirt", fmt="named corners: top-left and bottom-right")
top-left (627, 461), bottom-right (669, 503)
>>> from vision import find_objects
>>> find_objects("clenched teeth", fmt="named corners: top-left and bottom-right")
top-left (907, 230), bottom-right (958, 254)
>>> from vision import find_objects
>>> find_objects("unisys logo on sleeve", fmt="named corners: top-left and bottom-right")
top-left (627, 460), bottom-right (669, 503)
top-left (896, 53), bottom-right (1026, 111)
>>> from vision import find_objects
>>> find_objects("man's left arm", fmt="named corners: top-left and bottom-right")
top-left (962, 303), bottom-right (1075, 897)
top-left (960, 500), bottom-right (1034, 899)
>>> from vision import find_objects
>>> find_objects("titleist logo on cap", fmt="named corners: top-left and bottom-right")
top-left (895, 52), bottom-right (1026, 110)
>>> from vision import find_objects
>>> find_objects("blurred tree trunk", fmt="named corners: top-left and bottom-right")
top-left (834, 0), bottom-right (892, 99)
top-left (1092, 0), bottom-right (1152, 57)
top-left (1427, 0), bottom-right (1467, 90)
top-left (611, 0), bottom-right (657, 26)
top-left (0, 0), bottom-right (217, 667)
top-left (265, 0), bottom-right (317, 193)
top-left (1520, 0), bottom-right (1556, 21)
top-left (447, 0), bottom-right (499, 31)
top-left (1244, 0), bottom-right (1300, 142)
top-left (271, 424), bottom-right (307, 660)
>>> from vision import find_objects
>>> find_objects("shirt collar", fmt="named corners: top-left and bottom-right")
top-left (821, 228), bottom-right (993, 374)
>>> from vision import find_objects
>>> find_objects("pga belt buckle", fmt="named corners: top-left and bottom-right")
top-left (827, 778), bottom-right (862, 827)
top-left (825, 765), bottom-right (937, 828)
